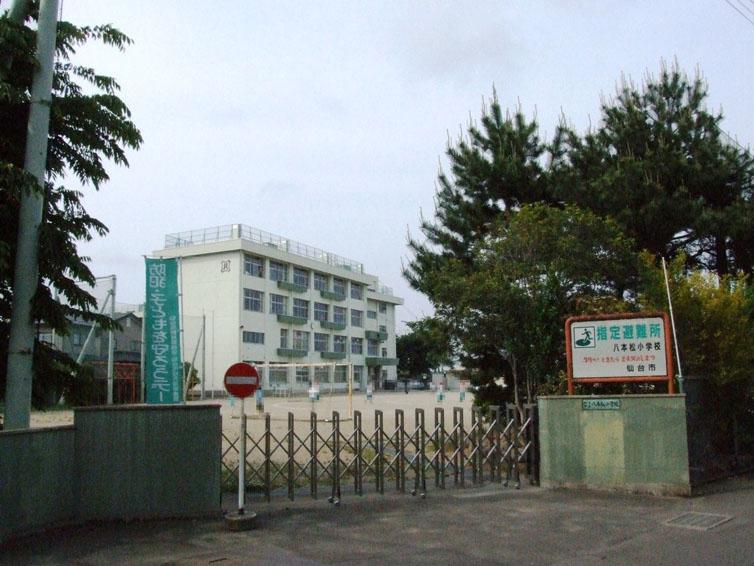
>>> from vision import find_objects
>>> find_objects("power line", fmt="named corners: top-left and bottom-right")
top-left (736, 0), bottom-right (754, 18)
top-left (723, 0), bottom-right (754, 26)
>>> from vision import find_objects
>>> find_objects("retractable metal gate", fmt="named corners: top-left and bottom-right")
top-left (222, 405), bottom-right (538, 502)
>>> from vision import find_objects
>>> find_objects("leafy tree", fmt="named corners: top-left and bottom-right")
top-left (397, 317), bottom-right (452, 382)
top-left (434, 204), bottom-right (634, 411)
top-left (0, 8), bottom-right (142, 406)
top-left (553, 64), bottom-right (754, 278)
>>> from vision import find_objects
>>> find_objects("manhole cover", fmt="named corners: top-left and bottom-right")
top-left (665, 512), bottom-right (732, 531)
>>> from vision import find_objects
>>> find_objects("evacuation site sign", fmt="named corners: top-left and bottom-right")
top-left (565, 312), bottom-right (675, 394)
top-left (144, 258), bottom-right (183, 404)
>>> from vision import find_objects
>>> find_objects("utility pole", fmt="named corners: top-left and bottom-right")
top-left (4, 0), bottom-right (60, 430)
top-left (107, 276), bottom-right (117, 404)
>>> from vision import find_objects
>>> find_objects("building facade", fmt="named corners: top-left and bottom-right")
top-left (153, 224), bottom-right (403, 394)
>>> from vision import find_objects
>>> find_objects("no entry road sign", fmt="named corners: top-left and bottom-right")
top-left (224, 362), bottom-right (259, 399)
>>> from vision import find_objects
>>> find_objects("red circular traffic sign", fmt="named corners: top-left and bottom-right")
top-left (224, 362), bottom-right (259, 399)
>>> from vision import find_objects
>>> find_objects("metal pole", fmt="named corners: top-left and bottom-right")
top-left (140, 303), bottom-right (146, 403)
top-left (76, 289), bottom-right (111, 365)
top-left (662, 258), bottom-right (684, 394)
top-left (201, 312), bottom-right (206, 400)
top-left (4, 0), bottom-right (60, 430)
top-left (238, 399), bottom-right (246, 514)
top-left (107, 275), bottom-right (116, 404)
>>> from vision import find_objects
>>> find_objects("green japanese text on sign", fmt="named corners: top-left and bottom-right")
top-left (144, 258), bottom-right (183, 404)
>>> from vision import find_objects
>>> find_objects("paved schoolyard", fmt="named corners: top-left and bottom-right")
top-left (2, 478), bottom-right (752, 565)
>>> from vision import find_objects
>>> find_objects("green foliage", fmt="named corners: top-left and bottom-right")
top-left (638, 253), bottom-right (754, 387)
top-left (184, 361), bottom-right (200, 391)
top-left (396, 317), bottom-right (452, 380)
top-left (406, 64), bottom-right (753, 412)
top-left (0, 10), bottom-right (142, 406)
top-left (553, 63), bottom-right (754, 277)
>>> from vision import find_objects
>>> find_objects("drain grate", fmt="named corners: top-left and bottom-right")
top-left (665, 512), bottom-right (732, 531)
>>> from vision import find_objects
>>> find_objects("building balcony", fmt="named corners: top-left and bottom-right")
top-left (365, 357), bottom-right (398, 366)
top-left (277, 348), bottom-right (308, 357)
top-left (319, 320), bottom-right (346, 331)
top-left (320, 351), bottom-right (346, 360)
top-left (365, 330), bottom-right (388, 342)
top-left (319, 290), bottom-right (346, 301)
top-left (277, 314), bottom-right (308, 325)
top-left (277, 281), bottom-right (308, 293)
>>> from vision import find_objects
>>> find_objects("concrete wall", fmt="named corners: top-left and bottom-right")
top-left (0, 405), bottom-right (221, 544)
top-left (538, 395), bottom-right (690, 496)
top-left (0, 426), bottom-right (76, 542)
top-left (74, 405), bottom-right (221, 521)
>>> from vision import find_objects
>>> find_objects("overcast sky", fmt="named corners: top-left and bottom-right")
top-left (56, 1), bottom-right (754, 331)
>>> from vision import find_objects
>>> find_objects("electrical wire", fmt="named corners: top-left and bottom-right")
top-left (723, 0), bottom-right (754, 26)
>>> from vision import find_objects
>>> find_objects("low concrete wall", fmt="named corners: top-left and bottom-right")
top-left (0, 426), bottom-right (76, 542)
top-left (0, 404), bottom-right (221, 544)
top-left (538, 395), bottom-right (690, 496)
top-left (75, 405), bottom-right (222, 521)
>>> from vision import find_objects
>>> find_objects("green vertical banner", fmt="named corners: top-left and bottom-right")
top-left (144, 258), bottom-right (183, 404)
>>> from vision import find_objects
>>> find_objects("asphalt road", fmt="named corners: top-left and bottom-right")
top-left (2, 478), bottom-right (753, 565)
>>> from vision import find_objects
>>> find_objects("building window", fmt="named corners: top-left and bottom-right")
top-left (354, 365), bottom-right (363, 383)
top-left (382, 347), bottom-right (388, 357)
top-left (351, 309), bottom-right (363, 327)
top-left (351, 283), bottom-right (363, 300)
top-left (368, 340), bottom-right (379, 356)
top-left (379, 302), bottom-right (387, 314)
top-left (351, 337), bottom-right (363, 355)
top-left (381, 369), bottom-right (388, 379)
top-left (243, 288), bottom-right (263, 312)
top-left (314, 365), bottom-right (330, 383)
top-left (333, 306), bottom-right (346, 325)
top-left (314, 333), bottom-right (329, 352)
top-left (367, 310), bottom-right (377, 320)
top-left (314, 302), bottom-right (329, 322)
top-left (333, 278), bottom-right (346, 297)
top-left (314, 272), bottom-right (327, 291)
top-left (243, 331), bottom-right (264, 344)
top-left (296, 366), bottom-right (310, 384)
top-left (270, 366), bottom-right (288, 385)
top-left (335, 365), bottom-right (348, 383)
top-left (333, 335), bottom-right (347, 353)
top-left (72, 332), bottom-right (83, 346)
top-left (280, 328), bottom-right (289, 349)
top-left (293, 330), bottom-right (309, 351)
top-left (293, 267), bottom-right (309, 288)
top-left (244, 254), bottom-right (264, 277)
top-left (269, 261), bottom-right (288, 282)
top-left (270, 294), bottom-right (287, 315)
top-left (379, 324), bottom-right (387, 333)
top-left (293, 298), bottom-right (309, 319)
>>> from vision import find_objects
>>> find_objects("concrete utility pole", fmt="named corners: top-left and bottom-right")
top-left (4, 0), bottom-right (60, 430)
top-left (107, 276), bottom-right (117, 404)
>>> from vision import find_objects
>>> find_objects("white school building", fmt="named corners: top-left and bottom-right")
top-left (153, 224), bottom-right (403, 395)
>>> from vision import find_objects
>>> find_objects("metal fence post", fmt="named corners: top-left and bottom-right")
top-left (376, 410), bottom-right (384, 494)
top-left (355, 410), bottom-right (363, 495)
top-left (492, 406), bottom-right (501, 483)
top-left (311, 411), bottom-right (318, 499)
top-left (455, 407), bottom-right (465, 487)
top-left (287, 412), bottom-right (295, 501)
top-left (396, 409), bottom-right (405, 492)
top-left (471, 408), bottom-right (479, 485)
top-left (435, 407), bottom-right (445, 489)
top-left (264, 413), bottom-right (271, 502)
top-left (330, 411), bottom-right (341, 504)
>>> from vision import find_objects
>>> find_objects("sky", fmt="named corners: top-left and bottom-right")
top-left (53, 0), bottom-right (754, 332)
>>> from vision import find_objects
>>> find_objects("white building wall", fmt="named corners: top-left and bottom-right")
top-left (155, 233), bottom-right (402, 394)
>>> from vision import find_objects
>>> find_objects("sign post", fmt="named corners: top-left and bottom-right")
top-left (565, 312), bottom-right (675, 394)
top-left (223, 362), bottom-right (259, 531)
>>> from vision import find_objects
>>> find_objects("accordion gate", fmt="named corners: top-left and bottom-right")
top-left (222, 405), bottom-right (538, 502)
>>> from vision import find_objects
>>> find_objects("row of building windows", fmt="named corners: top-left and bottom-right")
top-left (259, 364), bottom-right (361, 385)
top-left (245, 328), bottom-right (387, 356)
top-left (243, 254), bottom-right (366, 300)
top-left (243, 289), bottom-right (388, 330)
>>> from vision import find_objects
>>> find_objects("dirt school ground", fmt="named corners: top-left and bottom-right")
top-left (28, 390), bottom-right (475, 442)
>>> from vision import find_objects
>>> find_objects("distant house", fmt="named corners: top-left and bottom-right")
top-left (39, 311), bottom-right (142, 365)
